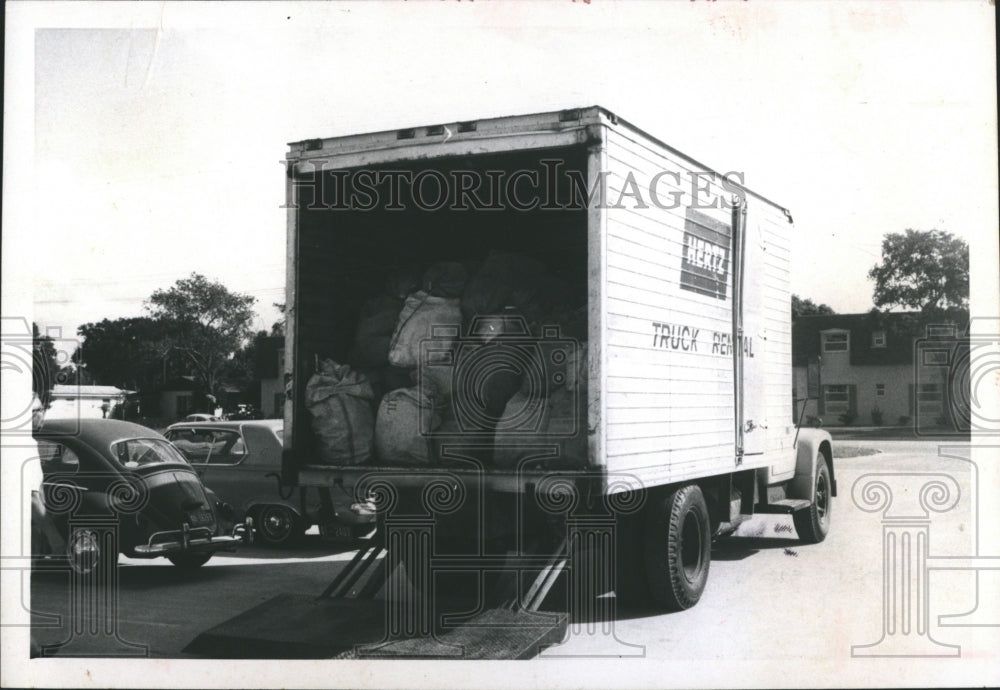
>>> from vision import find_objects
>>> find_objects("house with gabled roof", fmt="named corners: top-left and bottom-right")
top-left (792, 310), bottom-right (969, 429)
top-left (46, 384), bottom-right (133, 420)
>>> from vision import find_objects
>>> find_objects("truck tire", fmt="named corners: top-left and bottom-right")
top-left (256, 505), bottom-right (302, 546)
top-left (643, 484), bottom-right (711, 611)
top-left (794, 456), bottom-right (832, 544)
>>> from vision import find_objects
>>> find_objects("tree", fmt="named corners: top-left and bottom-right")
top-left (146, 273), bottom-right (257, 396)
top-left (792, 295), bottom-right (835, 317)
top-left (33, 323), bottom-right (61, 408)
top-left (219, 330), bottom-right (269, 393)
top-left (868, 229), bottom-right (969, 313)
top-left (270, 302), bottom-right (285, 337)
top-left (74, 317), bottom-right (180, 390)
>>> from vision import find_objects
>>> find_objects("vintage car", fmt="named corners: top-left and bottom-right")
top-left (184, 413), bottom-right (221, 423)
top-left (164, 420), bottom-right (374, 546)
top-left (33, 419), bottom-right (251, 573)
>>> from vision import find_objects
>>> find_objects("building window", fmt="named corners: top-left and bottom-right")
top-left (917, 383), bottom-right (942, 414)
top-left (824, 385), bottom-right (850, 414)
top-left (822, 332), bottom-right (849, 353)
top-left (872, 331), bottom-right (886, 348)
top-left (922, 349), bottom-right (949, 366)
top-left (875, 383), bottom-right (885, 397)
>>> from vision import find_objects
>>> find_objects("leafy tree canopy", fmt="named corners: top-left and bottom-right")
top-left (868, 229), bottom-right (968, 313)
top-left (792, 295), bottom-right (835, 317)
top-left (74, 317), bottom-right (179, 390)
top-left (145, 273), bottom-right (256, 395)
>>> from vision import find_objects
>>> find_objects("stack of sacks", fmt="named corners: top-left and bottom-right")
top-left (387, 262), bottom-right (466, 369)
top-left (350, 272), bottom-right (417, 368)
top-left (374, 384), bottom-right (444, 465)
top-left (304, 359), bottom-right (375, 465)
top-left (421, 261), bottom-right (468, 300)
top-left (374, 262), bottom-right (468, 464)
top-left (493, 343), bottom-right (589, 470)
top-left (461, 252), bottom-right (579, 336)
top-left (461, 252), bottom-right (547, 332)
top-left (350, 272), bottom-right (417, 406)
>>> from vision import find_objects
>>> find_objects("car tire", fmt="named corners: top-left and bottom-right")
top-left (256, 505), bottom-right (302, 546)
top-left (168, 552), bottom-right (212, 569)
top-left (794, 456), bottom-right (832, 544)
top-left (643, 483), bottom-right (711, 612)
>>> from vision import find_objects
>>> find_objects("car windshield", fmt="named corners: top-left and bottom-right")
top-left (111, 438), bottom-right (190, 468)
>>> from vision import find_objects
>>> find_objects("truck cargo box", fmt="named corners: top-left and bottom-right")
top-left (282, 106), bottom-right (796, 495)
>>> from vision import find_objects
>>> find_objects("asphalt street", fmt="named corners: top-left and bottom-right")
top-left (27, 438), bottom-right (999, 674)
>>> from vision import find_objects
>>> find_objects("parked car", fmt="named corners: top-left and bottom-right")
top-left (224, 404), bottom-right (259, 421)
top-left (33, 419), bottom-right (251, 573)
top-left (164, 420), bottom-right (374, 546)
top-left (184, 413), bottom-right (221, 422)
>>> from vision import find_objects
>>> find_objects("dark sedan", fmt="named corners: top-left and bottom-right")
top-left (33, 419), bottom-right (251, 573)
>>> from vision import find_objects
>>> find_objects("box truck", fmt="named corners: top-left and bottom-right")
top-left (189, 106), bottom-right (834, 658)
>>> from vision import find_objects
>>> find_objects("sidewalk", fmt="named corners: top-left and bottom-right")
top-left (826, 425), bottom-right (970, 441)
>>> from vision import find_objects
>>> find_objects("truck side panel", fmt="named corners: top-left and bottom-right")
top-left (600, 121), bottom-right (795, 488)
top-left (601, 124), bottom-right (741, 486)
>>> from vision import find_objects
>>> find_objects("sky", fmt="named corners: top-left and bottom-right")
top-left (5, 1), bottom-right (998, 355)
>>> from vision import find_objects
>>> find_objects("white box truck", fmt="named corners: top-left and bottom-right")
top-left (192, 107), bottom-right (834, 658)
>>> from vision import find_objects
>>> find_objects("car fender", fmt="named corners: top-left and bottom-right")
top-left (788, 428), bottom-right (835, 501)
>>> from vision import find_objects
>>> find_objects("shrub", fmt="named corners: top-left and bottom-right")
top-left (838, 411), bottom-right (857, 426)
top-left (871, 407), bottom-right (884, 426)
top-left (898, 415), bottom-right (911, 425)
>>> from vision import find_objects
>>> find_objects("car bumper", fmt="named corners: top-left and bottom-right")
top-left (133, 520), bottom-right (253, 556)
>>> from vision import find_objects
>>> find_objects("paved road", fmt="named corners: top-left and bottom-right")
top-left (29, 438), bottom-right (999, 674)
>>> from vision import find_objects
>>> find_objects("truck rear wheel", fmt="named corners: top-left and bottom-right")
top-left (794, 456), bottom-right (832, 544)
top-left (643, 484), bottom-right (711, 611)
